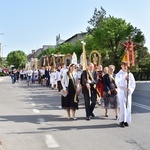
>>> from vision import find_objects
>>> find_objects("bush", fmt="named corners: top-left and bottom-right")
top-left (0, 72), bottom-right (6, 76)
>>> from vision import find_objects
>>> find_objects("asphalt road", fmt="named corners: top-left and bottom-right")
top-left (0, 76), bottom-right (150, 150)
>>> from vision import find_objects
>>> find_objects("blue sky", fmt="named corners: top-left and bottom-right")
top-left (0, 0), bottom-right (150, 57)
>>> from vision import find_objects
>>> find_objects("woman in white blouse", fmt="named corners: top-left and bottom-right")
top-left (61, 63), bottom-right (79, 120)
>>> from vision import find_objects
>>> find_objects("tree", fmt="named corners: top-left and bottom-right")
top-left (7, 50), bottom-right (27, 69)
top-left (37, 47), bottom-right (56, 59)
top-left (87, 7), bottom-right (147, 72)
top-left (87, 7), bottom-right (107, 33)
top-left (37, 42), bottom-right (83, 62)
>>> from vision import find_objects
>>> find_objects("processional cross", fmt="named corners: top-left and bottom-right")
top-left (122, 36), bottom-right (136, 67)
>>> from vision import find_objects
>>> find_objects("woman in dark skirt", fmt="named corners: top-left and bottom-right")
top-left (61, 63), bottom-right (79, 120)
top-left (103, 65), bottom-right (118, 119)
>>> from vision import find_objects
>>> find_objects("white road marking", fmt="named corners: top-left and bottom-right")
top-left (31, 103), bottom-right (36, 106)
top-left (27, 97), bottom-right (33, 100)
top-left (45, 135), bottom-right (59, 148)
top-left (132, 102), bottom-right (150, 111)
top-left (33, 109), bottom-right (40, 113)
top-left (37, 118), bottom-right (45, 124)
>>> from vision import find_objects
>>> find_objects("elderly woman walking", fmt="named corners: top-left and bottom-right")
top-left (103, 65), bottom-right (118, 119)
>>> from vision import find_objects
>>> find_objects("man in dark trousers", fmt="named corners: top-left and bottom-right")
top-left (80, 63), bottom-right (98, 120)
top-left (45, 66), bottom-right (50, 87)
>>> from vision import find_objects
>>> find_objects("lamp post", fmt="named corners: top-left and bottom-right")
top-left (2, 45), bottom-right (7, 68)
top-left (0, 33), bottom-right (4, 58)
top-left (0, 42), bottom-right (1, 58)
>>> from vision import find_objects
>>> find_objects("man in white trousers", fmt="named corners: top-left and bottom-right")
top-left (115, 62), bottom-right (136, 127)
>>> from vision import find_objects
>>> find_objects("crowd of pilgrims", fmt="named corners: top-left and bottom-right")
top-left (11, 62), bottom-right (136, 128)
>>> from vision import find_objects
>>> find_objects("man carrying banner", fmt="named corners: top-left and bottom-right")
top-left (80, 63), bottom-right (98, 120)
top-left (80, 41), bottom-right (98, 120)
top-left (115, 61), bottom-right (136, 127)
top-left (115, 36), bottom-right (136, 127)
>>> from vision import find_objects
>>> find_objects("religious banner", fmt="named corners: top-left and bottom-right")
top-left (89, 50), bottom-right (101, 67)
top-left (64, 53), bottom-right (72, 67)
top-left (122, 36), bottom-right (135, 67)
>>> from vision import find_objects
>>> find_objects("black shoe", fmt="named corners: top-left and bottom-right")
top-left (86, 117), bottom-right (91, 121)
top-left (119, 122), bottom-right (125, 128)
top-left (105, 114), bottom-right (108, 117)
top-left (115, 116), bottom-right (118, 120)
top-left (124, 122), bottom-right (129, 127)
top-left (91, 113), bottom-right (95, 118)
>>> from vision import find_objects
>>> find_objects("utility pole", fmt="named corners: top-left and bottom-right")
top-left (0, 33), bottom-right (4, 58)
top-left (0, 42), bottom-right (1, 58)
top-left (1, 45), bottom-right (6, 68)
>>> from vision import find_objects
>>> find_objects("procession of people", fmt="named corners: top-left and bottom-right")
top-left (11, 57), bottom-right (136, 128)
top-left (9, 36), bottom-right (138, 127)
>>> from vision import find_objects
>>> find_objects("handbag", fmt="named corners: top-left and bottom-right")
top-left (60, 89), bottom-right (68, 97)
top-left (111, 89), bottom-right (117, 95)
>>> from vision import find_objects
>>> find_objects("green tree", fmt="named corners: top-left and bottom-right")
top-left (57, 42), bottom-right (83, 61)
top-left (87, 7), bottom-right (147, 72)
top-left (57, 43), bottom-right (74, 54)
top-left (37, 47), bottom-right (56, 59)
top-left (87, 7), bottom-right (107, 33)
top-left (136, 46), bottom-right (150, 71)
top-left (38, 42), bottom-right (83, 63)
top-left (7, 50), bottom-right (27, 68)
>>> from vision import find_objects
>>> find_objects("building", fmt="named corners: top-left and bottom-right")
top-left (62, 32), bottom-right (86, 44)
top-left (26, 32), bottom-right (87, 68)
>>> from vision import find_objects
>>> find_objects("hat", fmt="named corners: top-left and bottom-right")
top-left (121, 54), bottom-right (129, 66)
top-left (121, 61), bottom-right (128, 66)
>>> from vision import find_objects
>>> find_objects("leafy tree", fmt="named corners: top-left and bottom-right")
top-left (37, 48), bottom-right (56, 59)
top-left (57, 43), bottom-right (74, 54)
top-left (38, 41), bottom-right (83, 62)
top-left (7, 50), bottom-right (27, 69)
top-left (92, 17), bottom-right (134, 70)
top-left (56, 42), bottom-right (83, 61)
top-left (87, 7), bottom-right (147, 72)
top-left (0, 58), bottom-right (9, 68)
top-left (84, 34), bottom-right (99, 51)
top-left (87, 7), bottom-right (107, 33)
top-left (136, 46), bottom-right (150, 71)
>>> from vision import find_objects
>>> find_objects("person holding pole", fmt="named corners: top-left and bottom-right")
top-left (80, 63), bottom-right (98, 120)
top-left (80, 41), bottom-right (99, 120)
top-left (115, 61), bottom-right (136, 127)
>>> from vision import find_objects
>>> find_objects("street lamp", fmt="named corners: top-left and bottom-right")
top-left (2, 45), bottom-right (7, 68)
top-left (0, 33), bottom-right (4, 58)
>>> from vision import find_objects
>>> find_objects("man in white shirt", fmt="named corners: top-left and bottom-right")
top-left (26, 68), bottom-right (33, 86)
top-left (60, 63), bottom-right (68, 79)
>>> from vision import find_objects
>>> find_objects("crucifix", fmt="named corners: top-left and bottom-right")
top-left (122, 36), bottom-right (136, 67)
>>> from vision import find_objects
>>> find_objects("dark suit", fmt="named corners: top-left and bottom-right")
top-left (80, 70), bottom-right (98, 119)
top-left (45, 69), bottom-right (50, 87)
top-left (103, 73), bottom-right (117, 92)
